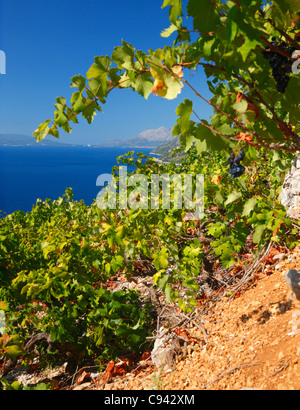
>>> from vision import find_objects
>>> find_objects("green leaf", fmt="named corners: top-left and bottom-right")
top-left (215, 192), bottom-right (224, 205)
top-left (161, 23), bottom-right (179, 38)
top-left (165, 284), bottom-right (174, 303)
top-left (226, 7), bottom-right (239, 45)
top-left (182, 278), bottom-right (200, 292)
top-left (153, 270), bottom-right (169, 290)
top-left (253, 224), bottom-right (266, 244)
top-left (54, 97), bottom-right (67, 111)
top-left (33, 120), bottom-right (52, 142)
top-left (131, 72), bottom-right (153, 99)
top-left (178, 298), bottom-right (193, 313)
top-left (194, 123), bottom-right (229, 153)
top-left (232, 99), bottom-right (248, 114)
top-left (175, 99), bottom-right (193, 134)
top-left (86, 56), bottom-right (111, 80)
top-left (162, 0), bottom-right (183, 24)
top-left (212, 241), bottom-right (234, 261)
top-left (187, 297), bottom-right (198, 307)
top-left (48, 124), bottom-right (59, 138)
top-left (187, 0), bottom-right (220, 32)
top-left (202, 38), bottom-right (217, 58)
top-left (112, 41), bottom-right (135, 70)
top-left (242, 198), bottom-right (257, 216)
top-left (70, 74), bottom-right (86, 92)
top-left (0, 336), bottom-right (26, 361)
top-left (82, 100), bottom-right (101, 124)
top-left (72, 94), bottom-right (86, 114)
top-left (225, 190), bottom-right (242, 206)
top-left (238, 37), bottom-right (261, 62)
top-left (54, 110), bottom-right (68, 127)
top-left (283, 0), bottom-right (300, 11)
top-left (284, 77), bottom-right (300, 105)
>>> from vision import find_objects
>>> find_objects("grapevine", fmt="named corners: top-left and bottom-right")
top-left (228, 150), bottom-right (246, 179)
top-left (1, 0), bottom-right (300, 388)
top-left (262, 38), bottom-right (296, 93)
top-left (33, 1), bottom-right (300, 152)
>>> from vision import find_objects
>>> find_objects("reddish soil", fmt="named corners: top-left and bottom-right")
top-left (102, 245), bottom-right (300, 390)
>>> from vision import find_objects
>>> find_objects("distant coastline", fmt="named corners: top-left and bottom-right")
top-left (0, 144), bottom-right (162, 150)
top-left (0, 134), bottom-right (72, 147)
top-left (0, 127), bottom-right (176, 149)
top-left (0, 144), bottom-right (77, 147)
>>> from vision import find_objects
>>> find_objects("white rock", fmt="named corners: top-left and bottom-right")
top-left (273, 253), bottom-right (285, 261)
top-left (285, 270), bottom-right (300, 300)
top-left (151, 327), bottom-right (173, 370)
top-left (280, 154), bottom-right (300, 220)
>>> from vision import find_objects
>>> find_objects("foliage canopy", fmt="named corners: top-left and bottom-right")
top-left (34, 0), bottom-right (300, 152)
top-left (1, 0), bottom-right (300, 384)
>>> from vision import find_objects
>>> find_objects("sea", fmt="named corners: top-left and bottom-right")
top-left (0, 146), bottom-right (156, 217)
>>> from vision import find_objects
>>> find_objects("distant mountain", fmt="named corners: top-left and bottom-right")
top-left (95, 127), bottom-right (175, 148)
top-left (0, 134), bottom-right (72, 146)
top-left (151, 135), bottom-right (180, 156)
top-left (0, 128), bottom-right (177, 149)
top-left (151, 135), bottom-right (186, 163)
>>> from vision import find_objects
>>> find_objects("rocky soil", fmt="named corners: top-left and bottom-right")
top-left (98, 245), bottom-right (300, 391)
top-left (4, 244), bottom-right (300, 391)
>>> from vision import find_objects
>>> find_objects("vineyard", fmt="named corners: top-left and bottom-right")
top-left (1, 0), bottom-right (300, 390)
top-left (1, 148), bottom-right (299, 389)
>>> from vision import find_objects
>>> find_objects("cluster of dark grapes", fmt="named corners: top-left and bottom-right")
top-left (262, 38), bottom-right (296, 93)
top-left (228, 151), bottom-right (246, 179)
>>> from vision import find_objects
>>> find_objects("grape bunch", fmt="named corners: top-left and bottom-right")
top-left (228, 150), bottom-right (246, 179)
top-left (262, 38), bottom-right (296, 93)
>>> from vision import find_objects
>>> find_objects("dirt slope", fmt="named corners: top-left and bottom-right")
top-left (105, 245), bottom-right (300, 391)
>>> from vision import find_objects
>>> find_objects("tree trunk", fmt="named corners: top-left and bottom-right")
top-left (280, 154), bottom-right (300, 221)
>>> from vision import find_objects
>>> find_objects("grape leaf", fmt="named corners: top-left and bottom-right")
top-left (225, 190), bottom-right (242, 205)
top-left (242, 198), bottom-right (257, 216)
top-left (187, 0), bottom-right (220, 32)
top-left (253, 224), bottom-right (266, 244)
top-left (148, 55), bottom-right (183, 100)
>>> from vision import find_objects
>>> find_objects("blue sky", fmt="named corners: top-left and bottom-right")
top-left (0, 0), bottom-right (212, 145)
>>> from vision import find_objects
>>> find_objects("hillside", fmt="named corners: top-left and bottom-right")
top-left (151, 135), bottom-right (180, 156)
top-left (0, 134), bottom-right (71, 146)
top-left (95, 127), bottom-right (175, 148)
top-left (151, 136), bottom-right (187, 163)
top-left (95, 245), bottom-right (300, 391)
top-left (7, 243), bottom-right (300, 390)
top-left (1, 149), bottom-right (299, 391)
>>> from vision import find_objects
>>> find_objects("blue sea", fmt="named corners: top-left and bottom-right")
top-left (0, 146), bottom-right (156, 216)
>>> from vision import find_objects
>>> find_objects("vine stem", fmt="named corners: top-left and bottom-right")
top-left (261, 36), bottom-right (294, 61)
top-left (180, 29), bottom-right (223, 35)
top-left (258, 8), bottom-right (300, 49)
top-left (180, 77), bottom-right (266, 146)
top-left (185, 76), bottom-right (300, 152)
top-left (55, 70), bottom-right (150, 129)
top-left (181, 60), bottom-right (300, 147)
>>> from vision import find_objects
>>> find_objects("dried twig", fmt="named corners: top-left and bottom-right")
top-left (228, 242), bottom-right (272, 297)
top-left (204, 363), bottom-right (261, 389)
top-left (62, 365), bottom-right (102, 389)
top-left (270, 361), bottom-right (289, 377)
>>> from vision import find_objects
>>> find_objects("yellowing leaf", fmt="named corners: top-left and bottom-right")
top-left (149, 56), bottom-right (184, 100)
top-left (152, 79), bottom-right (165, 95)
top-left (100, 222), bottom-right (111, 232)
top-left (171, 64), bottom-right (183, 79)
top-left (211, 175), bottom-right (222, 185)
